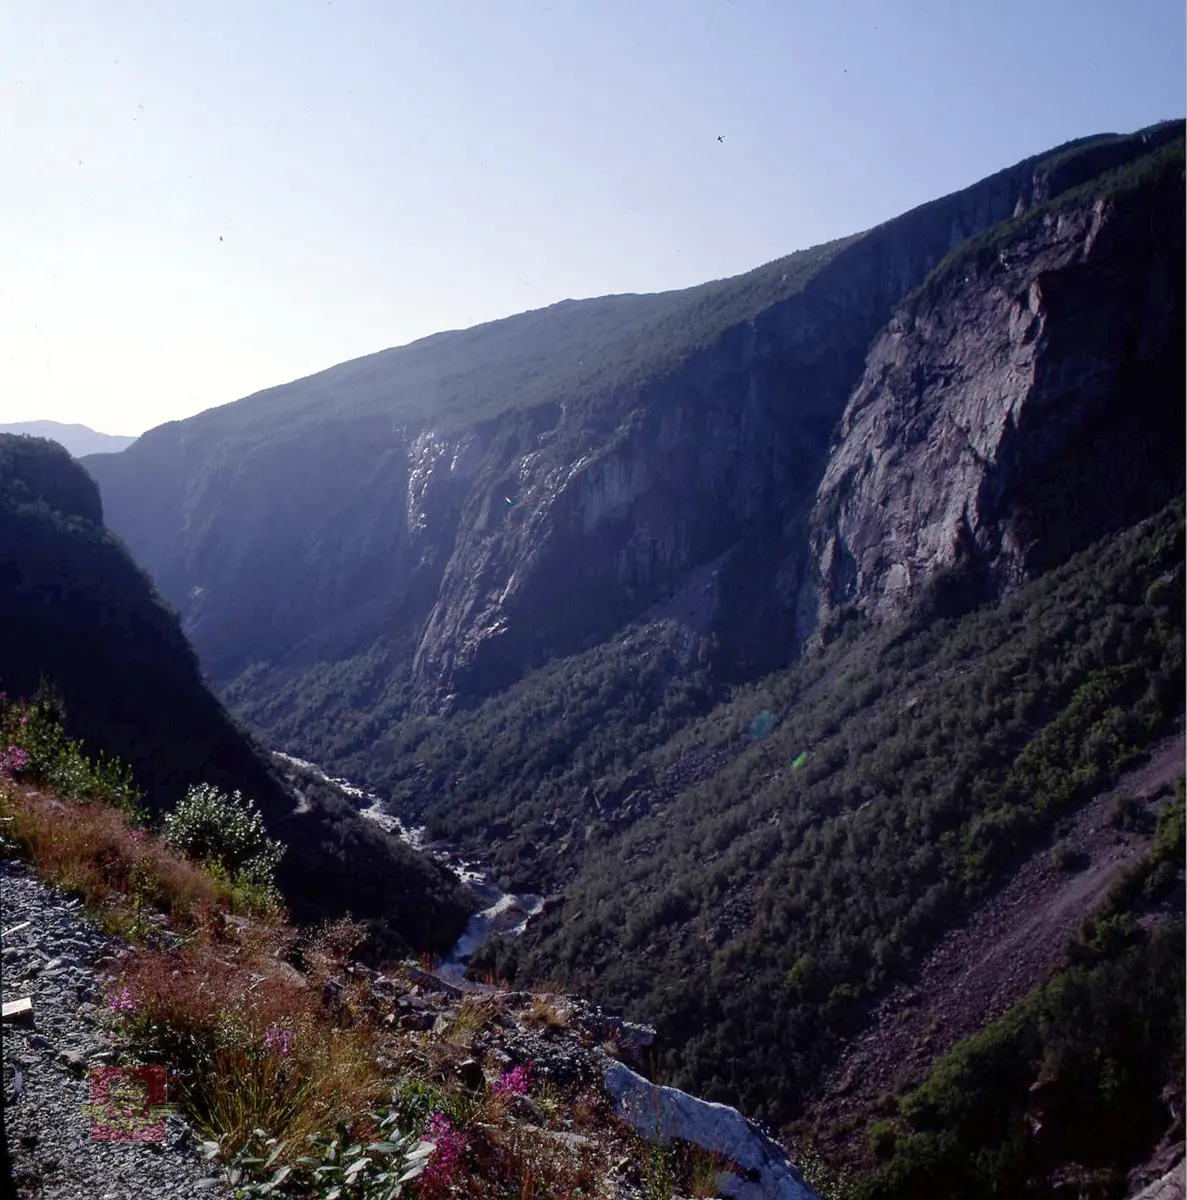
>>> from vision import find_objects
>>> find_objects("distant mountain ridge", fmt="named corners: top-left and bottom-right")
top-left (0, 421), bottom-right (137, 458)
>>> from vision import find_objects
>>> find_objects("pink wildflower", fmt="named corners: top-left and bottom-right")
top-left (491, 1062), bottom-right (532, 1095)
top-left (263, 1025), bottom-right (294, 1056)
top-left (109, 987), bottom-right (136, 1015)
top-left (420, 1111), bottom-right (465, 1186)
top-left (0, 745), bottom-right (29, 777)
top-left (129, 829), bottom-right (148, 842)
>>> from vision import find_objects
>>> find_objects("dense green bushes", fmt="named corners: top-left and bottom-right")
top-left (855, 784), bottom-right (1185, 1200)
top-left (858, 926), bottom-right (1182, 1199)
top-left (0, 684), bottom-right (144, 819)
top-left (163, 783), bottom-right (286, 893)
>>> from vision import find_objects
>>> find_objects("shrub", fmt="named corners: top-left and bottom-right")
top-left (209, 1110), bottom-right (435, 1198)
top-left (113, 940), bottom-right (383, 1160)
top-left (1109, 793), bottom-right (1148, 832)
top-left (163, 783), bottom-right (285, 892)
top-left (1050, 844), bottom-right (1090, 873)
top-left (3, 688), bottom-right (144, 818)
top-left (867, 1120), bottom-right (899, 1162)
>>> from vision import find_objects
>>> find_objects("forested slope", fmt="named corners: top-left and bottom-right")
top-left (475, 501), bottom-right (1183, 1136)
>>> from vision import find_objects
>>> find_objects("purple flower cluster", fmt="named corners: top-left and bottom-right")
top-left (109, 987), bottom-right (136, 1015)
top-left (491, 1062), bottom-right (531, 1095)
top-left (263, 1024), bottom-right (294, 1056)
top-left (0, 744), bottom-right (29, 777)
top-left (420, 1111), bottom-right (465, 1186)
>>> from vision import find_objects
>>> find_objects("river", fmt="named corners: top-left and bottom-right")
top-left (273, 751), bottom-right (544, 982)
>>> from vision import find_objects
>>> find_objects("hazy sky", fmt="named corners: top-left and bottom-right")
top-left (3, 1), bottom-right (1183, 436)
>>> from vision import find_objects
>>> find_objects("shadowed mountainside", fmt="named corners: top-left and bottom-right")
top-left (74, 122), bottom-right (1185, 1194)
top-left (0, 434), bottom-right (469, 952)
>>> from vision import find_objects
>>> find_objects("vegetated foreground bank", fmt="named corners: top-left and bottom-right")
top-left (0, 703), bottom-right (821, 1200)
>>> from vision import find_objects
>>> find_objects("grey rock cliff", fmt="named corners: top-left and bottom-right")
top-left (806, 144), bottom-right (1184, 631)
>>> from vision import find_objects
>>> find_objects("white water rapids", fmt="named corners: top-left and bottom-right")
top-left (273, 752), bottom-right (544, 981)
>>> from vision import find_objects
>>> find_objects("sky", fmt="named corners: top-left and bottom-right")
top-left (2, 1), bottom-right (1183, 437)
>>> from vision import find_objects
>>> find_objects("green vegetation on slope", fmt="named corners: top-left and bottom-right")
top-left (356, 622), bottom-right (720, 891)
top-left (463, 498), bottom-right (1183, 1131)
top-left (855, 782), bottom-right (1185, 1200)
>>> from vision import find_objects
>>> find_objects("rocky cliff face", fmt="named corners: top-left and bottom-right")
top-left (359, 125), bottom-right (1186, 710)
top-left (83, 124), bottom-right (1182, 725)
top-left (806, 140), bottom-right (1184, 630)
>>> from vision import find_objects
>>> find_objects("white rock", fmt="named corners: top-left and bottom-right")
top-left (603, 1061), bottom-right (820, 1200)
top-left (1129, 1165), bottom-right (1186, 1200)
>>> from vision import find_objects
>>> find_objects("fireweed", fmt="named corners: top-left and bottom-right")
top-left (491, 1062), bottom-right (532, 1095)
top-left (263, 1025), bottom-right (294, 1056)
top-left (421, 1111), bottom-right (466, 1187)
top-left (109, 986), bottom-right (137, 1015)
top-left (0, 744), bottom-right (29, 776)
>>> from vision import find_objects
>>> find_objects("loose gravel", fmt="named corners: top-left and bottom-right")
top-left (1, 859), bottom-right (229, 1199)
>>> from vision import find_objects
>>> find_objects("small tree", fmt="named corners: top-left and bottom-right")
top-left (163, 783), bottom-right (285, 891)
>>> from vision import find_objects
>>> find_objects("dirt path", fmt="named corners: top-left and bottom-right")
top-left (803, 731), bottom-right (1185, 1164)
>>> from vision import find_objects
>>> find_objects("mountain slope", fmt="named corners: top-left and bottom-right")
top-left (0, 434), bottom-right (469, 950)
top-left (78, 124), bottom-right (1184, 899)
top-left (803, 732), bottom-right (1184, 1164)
top-left (477, 499), bottom-right (1183, 1129)
top-left (0, 421), bottom-right (137, 457)
top-left (83, 123), bottom-right (1183, 733)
